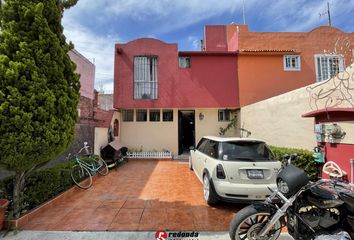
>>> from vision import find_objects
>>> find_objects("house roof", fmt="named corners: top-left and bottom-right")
top-left (302, 108), bottom-right (354, 118)
top-left (239, 49), bottom-right (299, 56)
top-left (179, 51), bottom-right (238, 56)
top-left (94, 109), bottom-right (115, 128)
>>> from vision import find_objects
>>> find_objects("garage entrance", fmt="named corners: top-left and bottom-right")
top-left (178, 110), bottom-right (195, 155)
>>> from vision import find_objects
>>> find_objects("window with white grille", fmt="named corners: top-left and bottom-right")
top-left (134, 56), bottom-right (158, 99)
top-left (283, 55), bottom-right (301, 71)
top-left (315, 55), bottom-right (344, 82)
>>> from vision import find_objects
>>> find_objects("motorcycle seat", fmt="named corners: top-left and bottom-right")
top-left (339, 192), bottom-right (354, 213)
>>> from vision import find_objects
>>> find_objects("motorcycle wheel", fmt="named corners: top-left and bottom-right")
top-left (229, 205), bottom-right (282, 240)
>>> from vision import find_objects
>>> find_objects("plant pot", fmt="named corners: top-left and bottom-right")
top-left (0, 199), bottom-right (9, 230)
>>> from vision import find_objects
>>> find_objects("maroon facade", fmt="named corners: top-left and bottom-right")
top-left (114, 38), bottom-right (239, 109)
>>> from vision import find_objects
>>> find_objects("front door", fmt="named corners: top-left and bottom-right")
top-left (178, 110), bottom-right (195, 155)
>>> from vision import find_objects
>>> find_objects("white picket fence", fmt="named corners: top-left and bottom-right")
top-left (127, 151), bottom-right (172, 159)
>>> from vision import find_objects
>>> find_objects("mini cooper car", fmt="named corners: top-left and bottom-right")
top-left (189, 136), bottom-right (281, 205)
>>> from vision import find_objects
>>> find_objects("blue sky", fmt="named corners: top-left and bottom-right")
top-left (62, 0), bottom-right (354, 92)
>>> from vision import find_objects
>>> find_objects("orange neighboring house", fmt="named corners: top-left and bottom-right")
top-left (204, 24), bottom-right (354, 107)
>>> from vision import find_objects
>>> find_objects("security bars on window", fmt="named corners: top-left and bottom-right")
top-left (315, 55), bottom-right (344, 82)
top-left (134, 56), bottom-right (158, 99)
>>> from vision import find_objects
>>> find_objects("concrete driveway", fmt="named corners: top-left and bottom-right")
top-left (22, 160), bottom-right (241, 231)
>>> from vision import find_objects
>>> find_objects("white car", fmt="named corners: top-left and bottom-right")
top-left (189, 136), bottom-right (281, 205)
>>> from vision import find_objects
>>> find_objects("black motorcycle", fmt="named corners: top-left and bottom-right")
top-left (229, 154), bottom-right (354, 240)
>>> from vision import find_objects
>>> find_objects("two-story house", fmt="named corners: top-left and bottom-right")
top-left (203, 24), bottom-right (354, 107)
top-left (113, 24), bottom-right (354, 157)
top-left (114, 38), bottom-right (239, 155)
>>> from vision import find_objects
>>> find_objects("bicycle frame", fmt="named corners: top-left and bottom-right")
top-left (74, 156), bottom-right (102, 173)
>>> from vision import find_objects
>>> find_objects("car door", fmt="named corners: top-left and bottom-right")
top-left (202, 140), bottom-right (219, 177)
top-left (194, 138), bottom-right (209, 179)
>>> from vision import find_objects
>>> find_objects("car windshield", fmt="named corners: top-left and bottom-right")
top-left (221, 141), bottom-right (275, 161)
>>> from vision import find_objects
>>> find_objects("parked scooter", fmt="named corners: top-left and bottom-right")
top-left (100, 146), bottom-right (128, 170)
top-left (229, 154), bottom-right (354, 240)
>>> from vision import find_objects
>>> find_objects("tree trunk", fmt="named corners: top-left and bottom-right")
top-left (13, 171), bottom-right (26, 218)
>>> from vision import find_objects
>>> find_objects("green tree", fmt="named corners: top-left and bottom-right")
top-left (0, 0), bottom-right (80, 217)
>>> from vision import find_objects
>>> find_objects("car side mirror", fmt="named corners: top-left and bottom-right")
top-left (189, 146), bottom-right (195, 151)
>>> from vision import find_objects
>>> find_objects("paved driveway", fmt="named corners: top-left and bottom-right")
top-left (23, 160), bottom-right (241, 231)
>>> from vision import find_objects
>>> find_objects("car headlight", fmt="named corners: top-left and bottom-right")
top-left (277, 179), bottom-right (289, 194)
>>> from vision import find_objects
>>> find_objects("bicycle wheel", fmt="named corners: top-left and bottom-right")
top-left (94, 157), bottom-right (109, 176)
top-left (71, 165), bottom-right (92, 189)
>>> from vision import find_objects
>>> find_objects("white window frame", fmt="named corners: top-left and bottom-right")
top-left (283, 55), bottom-right (301, 71)
top-left (134, 56), bottom-right (158, 100)
top-left (314, 54), bottom-right (344, 82)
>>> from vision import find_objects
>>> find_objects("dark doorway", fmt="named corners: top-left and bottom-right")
top-left (178, 110), bottom-right (195, 155)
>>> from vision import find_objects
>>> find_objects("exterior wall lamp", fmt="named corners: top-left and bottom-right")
top-left (199, 113), bottom-right (204, 120)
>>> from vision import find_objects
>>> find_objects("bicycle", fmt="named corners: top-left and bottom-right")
top-left (69, 142), bottom-right (108, 189)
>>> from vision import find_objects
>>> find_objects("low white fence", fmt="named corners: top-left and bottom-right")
top-left (127, 151), bottom-right (172, 159)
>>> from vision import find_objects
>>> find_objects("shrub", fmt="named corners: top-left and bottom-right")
top-left (269, 146), bottom-right (320, 181)
top-left (0, 160), bottom-right (77, 215)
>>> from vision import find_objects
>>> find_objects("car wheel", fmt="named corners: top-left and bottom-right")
top-left (203, 174), bottom-right (218, 205)
top-left (188, 156), bottom-right (193, 170)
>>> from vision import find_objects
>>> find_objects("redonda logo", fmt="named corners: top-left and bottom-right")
top-left (155, 230), bottom-right (167, 240)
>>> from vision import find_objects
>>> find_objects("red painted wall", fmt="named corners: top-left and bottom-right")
top-left (323, 143), bottom-right (354, 182)
top-left (114, 38), bottom-right (239, 109)
top-left (313, 111), bottom-right (354, 182)
top-left (204, 26), bottom-right (228, 51)
top-left (178, 53), bottom-right (239, 108)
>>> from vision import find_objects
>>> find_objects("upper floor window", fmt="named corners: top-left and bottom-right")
top-left (283, 55), bottom-right (301, 71)
top-left (315, 54), bottom-right (344, 82)
top-left (218, 109), bottom-right (231, 122)
top-left (179, 57), bottom-right (191, 68)
top-left (134, 56), bottom-right (158, 100)
top-left (122, 109), bottom-right (134, 122)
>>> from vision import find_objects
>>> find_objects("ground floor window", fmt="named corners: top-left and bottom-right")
top-left (136, 109), bottom-right (147, 121)
top-left (122, 109), bottom-right (134, 122)
top-left (149, 109), bottom-right (160, 121)
top-left (163, 109), bottom-right (173, 121)
top-left (218, 109), bottom-right (231, 121)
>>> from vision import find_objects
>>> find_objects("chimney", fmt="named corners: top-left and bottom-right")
top-left (93, 89), bottom-right (99, 108)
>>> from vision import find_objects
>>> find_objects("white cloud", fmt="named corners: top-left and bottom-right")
top-left (68, 0), bottom-right (243, 34)
top-left (187, 36), bottom-right (200, 50)
top-left (61, 0), bottom-right (354, 92)
top-left (62, 15), bottom-right (118, 92)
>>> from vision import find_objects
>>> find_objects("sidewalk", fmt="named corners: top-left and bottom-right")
top-left (2, 230), bottom-right (294, 240)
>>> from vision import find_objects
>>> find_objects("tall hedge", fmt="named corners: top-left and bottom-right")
top-left (270, 146), bottom-right (320, 181)
top-left (0, 0), bottom-right (80, 217)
